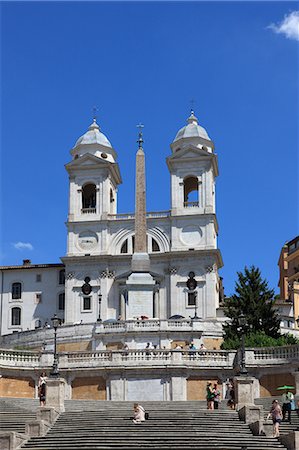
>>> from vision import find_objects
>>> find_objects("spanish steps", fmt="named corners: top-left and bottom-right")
top-left (0, 398), bottom-right (293, 450)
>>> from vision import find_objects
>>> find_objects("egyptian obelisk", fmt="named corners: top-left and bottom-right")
top-left (126, 125), bottom-right (155, 318)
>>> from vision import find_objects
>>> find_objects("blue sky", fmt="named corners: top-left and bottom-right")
top-left (1, 1), bottom-right (298, 296)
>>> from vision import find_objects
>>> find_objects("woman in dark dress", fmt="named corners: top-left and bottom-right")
top-left (38, 372), bottom-right (47, 406)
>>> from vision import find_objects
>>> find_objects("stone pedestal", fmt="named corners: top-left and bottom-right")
top-left (36, 407), bottom-right (59, 424)
top-left (234, 376), bottom-right (255, 410)
top-left (126, 270), bottom-right (155, 318)
top-left (46, 377), bottom-right (65, 412)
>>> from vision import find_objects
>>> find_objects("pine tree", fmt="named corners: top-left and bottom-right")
top-left (222, 266), bottom-right (281, 344)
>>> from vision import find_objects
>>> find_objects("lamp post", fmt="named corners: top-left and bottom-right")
top-left (50, 314), bottom-right (61, 378)
top-left (238, 313), bottom-right (248, 376)
top-left (191, 291), bottom-right (199, 320)
top-left (97, 294), bottom-right (102, 322)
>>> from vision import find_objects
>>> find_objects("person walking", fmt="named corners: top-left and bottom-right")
top-left (38, 372), bottom-right (47, 407)
top-left (267, 399), bottom-right (282, 437)
top-left (206, 382), bottom-right (215, 410)
top-left (213, 383), bottom-right (221, 409)
top-left (282, 390), bottom-right (294, 423)
top-left (132, 403), bottom-right (146, 424)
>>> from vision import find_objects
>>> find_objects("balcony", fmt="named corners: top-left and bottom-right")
top-left (108, 211), bottom-right (170, 221)
top-left (81, 208), bottom-right (96, 214)
top-left (184, 201), bottom-right (199, 208)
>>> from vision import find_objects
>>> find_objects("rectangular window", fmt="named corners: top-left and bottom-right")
top-left (36, 274), bottom-right (42, 282)
top-left (188, 292), bottom-right (197, 306)
top-left (35, 293), bottom-right (42, 304)
top-left (83, 297), bottom-right (91, 310)
top-left (59, 270), bottom-right (65, 285)
top-left (58, 293), bottom-right (65, 310)
top-left (12, 283), bottom-right (22, 299)
top-left (11, 307), bottom-right (21, 326)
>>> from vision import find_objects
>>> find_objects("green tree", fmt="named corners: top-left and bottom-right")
top-left (222, 266), bottom-right (281, 347)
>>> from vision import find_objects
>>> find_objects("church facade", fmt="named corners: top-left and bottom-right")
top-left (0, 111), bottom-right (224, 345)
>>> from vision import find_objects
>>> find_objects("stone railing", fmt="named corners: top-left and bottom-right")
top-left (97, 319), bottom-right (201, 334)
top-left (1, 346), bottom-right (299, 371)
top-left (0, 349), bottom-right (41, 367)
top-left (108, 210), bottom-right (170, 221)
top-left (246, 345), bottom-right (299, 366)
top-left (59, 349), bottom-right (236, 369)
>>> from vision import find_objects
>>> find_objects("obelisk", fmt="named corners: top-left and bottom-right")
top-left (126, 125), bottom-right (155, 318)
top-left (132, 125), bottom-right (150, 271)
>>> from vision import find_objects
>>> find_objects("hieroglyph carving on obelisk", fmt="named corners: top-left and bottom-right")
top-left (134, 144), bottom-right (147, 253)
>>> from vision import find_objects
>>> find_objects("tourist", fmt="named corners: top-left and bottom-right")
top-left (132, 403), bottom-right (146, 424)
top-left (122, 343), bottom-right (129, 356)
top-left (38, 371), bottom-right (47, 407)
top-left (267, 399), bottom-right (282, 437)
top-left (213, 383), bottom-right (221, 409)
top-left (199, 343), bottom-right (206, 351)
top-left (206, 382), bottom-right (214, 410)
top-left (226, 381), bottom-right (235, 409)
top-left (282, 390), bottom-right (294, 423)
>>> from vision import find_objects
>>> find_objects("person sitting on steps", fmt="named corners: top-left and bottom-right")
top-left (132, 403), bottom-right (145, 424)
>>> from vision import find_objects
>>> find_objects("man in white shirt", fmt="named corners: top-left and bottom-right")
top-left (282, 391), bottom-right (294, 422)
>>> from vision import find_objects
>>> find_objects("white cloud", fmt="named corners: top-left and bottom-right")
top-left (13, 242), bottom-right (34, 251)
top-left (268, 11), bottom-right (299, 41)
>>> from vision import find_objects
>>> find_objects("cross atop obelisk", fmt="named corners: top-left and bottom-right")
top-left (134, 123), bottom-right (147, 255)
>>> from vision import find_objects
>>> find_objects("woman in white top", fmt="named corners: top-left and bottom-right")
top-left (132, 403), bottom-right (145, 423)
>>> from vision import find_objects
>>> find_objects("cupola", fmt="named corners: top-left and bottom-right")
top-left (171, 111), bottom-right (214, 153)
top-left (70, 119), bottom-right (117, 162)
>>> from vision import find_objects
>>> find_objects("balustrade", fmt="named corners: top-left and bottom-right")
top-left (0, 346), bottom-right (298, 370)
top-left (108, 210), bottom-right (170, 221)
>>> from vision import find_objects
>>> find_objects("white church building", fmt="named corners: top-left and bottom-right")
top-left (0, 111), bottom-right (224, 346)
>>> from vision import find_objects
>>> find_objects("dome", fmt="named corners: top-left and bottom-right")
top-left (173, 111), bottom-right (210, 143)
top-left (73, 119), bottom-right (112, 149)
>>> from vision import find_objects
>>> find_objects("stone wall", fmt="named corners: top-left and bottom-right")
top-left (57, 341), bottom-right (91, 352)
top-left (72, 376), bottom-right (106, 400)
top-left (0, 375), bottom-right (34, 398)
top-left (259, 372), bottom-right (295, 397)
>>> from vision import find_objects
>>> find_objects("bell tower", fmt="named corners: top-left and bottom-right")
top-left (65, 118), bottom-right (122, 256)
top-left (166, 110), bottom-right (221, 319)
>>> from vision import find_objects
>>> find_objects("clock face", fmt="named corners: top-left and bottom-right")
top-left (77, 231), bottom-right (98, 250)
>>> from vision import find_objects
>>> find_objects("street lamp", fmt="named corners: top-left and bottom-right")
top-left (238, 313), bottom-right (248, 376)
top-left (191, 291), bottom-right (199, 320)
top-left (97, 294), bottom-right (102, 322)
top-left (50, 314), bottom-right (61, 378)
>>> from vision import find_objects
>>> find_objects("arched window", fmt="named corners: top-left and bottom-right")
top-left (121, 239), bottom-right (128, 254)
top-left (59, 269), bottom-right (65, 285)
top-left (12, 282), bottom-right (22, 299)
top-left (11, 307), bottom-right (21, 326)
top-left (82, 183), bottom-right (96, 212)
top-left (58, 293), bottom-right (65, 310)
top-left (152, 238), bottom-right (160, 252)
top-left (183, 176), bottom-right (199, 207)
top-left (110, 188), bottom-right (114, 203)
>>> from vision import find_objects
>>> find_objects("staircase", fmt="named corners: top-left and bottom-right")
top-left (0, 398), bottom-right (37, 434)
top-left (19, 400), bottom-right (287, 450)
top-left (255, 397), bottom-right (299, 436)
